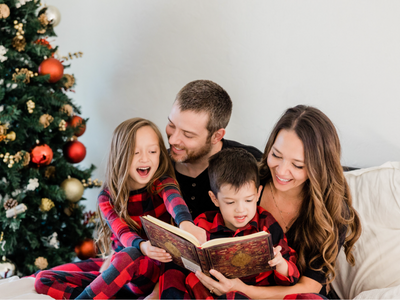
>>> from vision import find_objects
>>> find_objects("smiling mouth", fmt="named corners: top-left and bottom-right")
top-left (137, 167), bottom-right (150, 177)
top-left (276, 175), bottom-right (291, 182)
top-left (235, 215), bottom-right (246, 221)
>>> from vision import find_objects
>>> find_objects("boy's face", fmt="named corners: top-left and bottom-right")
top-left (209, 182), bottom-right (262, 232)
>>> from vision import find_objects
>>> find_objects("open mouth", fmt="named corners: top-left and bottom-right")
top-left (137, 167), bottom-right (150, 177)
top-left (235, 215), bottom-right (246, 222)
top-left (276, 175), bottom-right (291, 183)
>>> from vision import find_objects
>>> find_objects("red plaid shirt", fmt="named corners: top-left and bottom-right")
top-left (99, 176), bottom-right (192, 252)
top-left (194, 206), bottom-right (299, 286)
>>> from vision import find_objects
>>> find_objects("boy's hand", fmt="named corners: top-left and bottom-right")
top-left (268, 245), bottom-right (289, 277)
top-left (139, 241), bottom-right (172, 263)
top-left (179, 221), bottom-right (207, 245)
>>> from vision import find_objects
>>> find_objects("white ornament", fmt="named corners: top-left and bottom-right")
top-left (0, 46), bottom-right (7, 63)
top-left (0, 79), bottom-right (3, 85)
top-left (11, 83), bottom-right (17, 89)
top-left (6, 204), bottom-right (27, 218)
top-left (26, 178), bottom-right (39, 191)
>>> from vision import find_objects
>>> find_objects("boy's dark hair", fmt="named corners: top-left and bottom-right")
top-left (208, 148), bottom-right (259, 195)
top-left (175, 80), bottom-right (232, 135)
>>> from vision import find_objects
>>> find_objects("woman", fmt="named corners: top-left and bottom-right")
top-left (195, 105), bottom-right (362, 299)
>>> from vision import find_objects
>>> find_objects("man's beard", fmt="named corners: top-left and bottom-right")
top-left (169, 137), bottom-right (212, 164)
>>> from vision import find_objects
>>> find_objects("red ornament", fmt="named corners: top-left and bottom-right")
top-left (31, 144), bottom-right (53, 166)
top-left (38, 58), bottom-right (64, 83)
top-left (67, 116), bottom-right (86, 137)
top-left (63, 140), bottom-right (86, 163)
top-left (74, 238), bottom-right (97, 260)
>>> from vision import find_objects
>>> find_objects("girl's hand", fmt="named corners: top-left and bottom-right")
top-left (179, 221), bottom-right (207, 245)
top-left (195, 269), bottom-right (243, 296)
top-left (139, 241), bottom-right (172, 263)
top-left (268, 245), bottom-right (289, 277)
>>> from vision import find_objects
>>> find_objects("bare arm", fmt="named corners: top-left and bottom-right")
top-left (241, 276), bottom-right (322, 299)
top-left (196, 270), bottom-right (322, 300)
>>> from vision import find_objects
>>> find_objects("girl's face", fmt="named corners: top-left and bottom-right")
top-left (267, 129), bottom-right (308, 195)
top-left (128, 126), bottom-right (160, 190)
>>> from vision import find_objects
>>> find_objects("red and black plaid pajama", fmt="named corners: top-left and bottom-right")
top-left (35, 247), bottom-right (161, 299)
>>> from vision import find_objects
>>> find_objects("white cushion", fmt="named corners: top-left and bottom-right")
top-left (354, 284), bottom-right (400, 299)
top-left (332, 162), bottom-right (400, 299)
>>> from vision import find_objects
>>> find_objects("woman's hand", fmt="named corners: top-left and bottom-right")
top-left (179, 221), bottom-right (207, 245)
top-left (268, 245), bottom-right (289, 277)
top-left (195, 269), bottom-right (243, 296)
top-left (139, 241), bottom-right (172, 262)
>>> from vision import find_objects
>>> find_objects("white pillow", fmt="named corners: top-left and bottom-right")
top-left (332, 162), bottom-right (400, 299)
top-left (354, 284), bottom-right (400, 299)
top-left (0, 276), bottom-right (54, 299)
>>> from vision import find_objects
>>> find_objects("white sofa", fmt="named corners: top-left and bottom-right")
top-left (1, 162), bottom-right (399, 299)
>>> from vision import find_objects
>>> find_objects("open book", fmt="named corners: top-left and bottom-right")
top-left (140, 215), bottom-right (275, 279)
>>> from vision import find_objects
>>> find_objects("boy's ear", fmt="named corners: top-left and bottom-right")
top-left (257, 185), bottom-right (263, 199)
top-left (210, 128), bottom-right (225, 145)
top-left (208, 190), bottom-right (220, 207)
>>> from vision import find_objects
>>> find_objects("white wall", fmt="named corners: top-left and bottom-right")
top-left (45, 0), bottom-right (400, 211)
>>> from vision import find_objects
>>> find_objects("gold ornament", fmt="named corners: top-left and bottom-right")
top-left (38, 13), bottom-right (49, 26)
top-left (60, 104), bottom-right (73, 116)
top-left (39, 198), bottom-right (55, 212)
top-left (60, 176), bottom-right (84, 202)
top-left (59, 120), bottom-right (67, 131)
top-left (0, 124), bottom-right (7, 135)
top-left (0, 4), bottom-right (10, 19)
top-left (63, 74), bottom-right (75, 89)
top-left (82, 178), bottom-right (103, 188)
top-left (12, 68), bottom-right (33, 83)
top-left (12, 36), bottom-right (26, 52)
top-left (26, 100), bottom-right (35, 113)
top-left (39, 114), bottom-right (54, 128)
top-left (22, 151), bottom-right (30, 166)
top-left (44, 166), bottom-right (56, 179)
top-left (34, 257), bottom-right (48, 270)
top-left (37, 28), bottom-right (46, 34)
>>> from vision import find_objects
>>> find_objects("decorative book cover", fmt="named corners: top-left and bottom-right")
top-left (140, 215), bottom-right (275, 279)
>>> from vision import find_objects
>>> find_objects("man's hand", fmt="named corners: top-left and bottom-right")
top-left (179, 221), bottom-right (207, 245)
top-left (139, 241), bottom-right (172, 262)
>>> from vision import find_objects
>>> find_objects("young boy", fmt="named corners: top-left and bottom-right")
top-left (160, 148), bottom-right (299, 299)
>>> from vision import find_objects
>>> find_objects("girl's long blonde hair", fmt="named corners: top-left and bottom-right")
top-left (259, 105), bottom-right (362, 284)
top-left (96, 118), bottom-right (177, 255)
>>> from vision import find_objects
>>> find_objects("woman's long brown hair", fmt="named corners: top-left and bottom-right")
top-left (259, 105), bottom-right (362, 283)
top-left (96, 118), bottom-right (178, 255)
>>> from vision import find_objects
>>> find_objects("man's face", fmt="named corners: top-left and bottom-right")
top-left (166, 102), bottom-right (212, 164)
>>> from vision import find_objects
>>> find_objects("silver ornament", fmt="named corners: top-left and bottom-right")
top-left (0, 256), bottom-right (16, 279)
top-left (41, 5), bottom-right (61, 27)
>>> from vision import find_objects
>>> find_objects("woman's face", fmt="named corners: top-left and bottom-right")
top-left (267, 129), bottom-right (309, 195)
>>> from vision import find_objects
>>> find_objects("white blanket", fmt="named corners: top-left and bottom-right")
top-left (0, 276), bottom-right (53, 299)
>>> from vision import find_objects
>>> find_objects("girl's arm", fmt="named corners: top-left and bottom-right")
top-left (159, 177), bottom-right (207, 244)
top-left (98, 190), bottom-right (144, 250)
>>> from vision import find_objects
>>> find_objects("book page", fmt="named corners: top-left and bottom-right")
top-left (201, 231), bottom-right (268, 248)
top-left (142, 215), bottom-right (200, 247)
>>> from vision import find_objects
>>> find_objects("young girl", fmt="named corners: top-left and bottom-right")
top-left (35, 118), bottom-right (205, 299)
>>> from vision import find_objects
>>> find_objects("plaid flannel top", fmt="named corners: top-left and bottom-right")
top-left (194, 206), bottom-right (300, 286)
top-left (98, 176), bottom-right (192, 252)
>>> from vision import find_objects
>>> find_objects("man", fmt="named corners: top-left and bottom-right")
top-left (166, 80), bottom-right (262, 218)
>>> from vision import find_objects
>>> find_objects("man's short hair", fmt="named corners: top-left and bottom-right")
top-left (208, 148), bottom-right (259, 195)
top-left (175, 80), bottom-right (232, 135)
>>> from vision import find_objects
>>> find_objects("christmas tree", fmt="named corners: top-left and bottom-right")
top-left (0, 0), bottom-right (100, 276)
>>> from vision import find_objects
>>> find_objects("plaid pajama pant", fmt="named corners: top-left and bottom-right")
top-left (35, 247), bottom-right (161, 299)
top-left (159, 262), bottom-right (328, 300)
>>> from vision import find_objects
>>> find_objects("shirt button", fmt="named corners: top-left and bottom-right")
top-left (192, 183), bottom-right (196, 187)
top-left (191, 196), bottom-right (195, 200)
